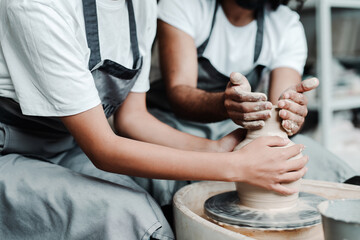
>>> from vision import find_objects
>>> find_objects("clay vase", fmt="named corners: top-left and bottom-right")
top-left (234, 106), bottom-right (302, 210)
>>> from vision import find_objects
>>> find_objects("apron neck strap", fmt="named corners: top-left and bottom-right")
top-left (197, 0), bottom-right (265, 64)
top-left (253, 6), bottom-right (264, 63)
top-left (82, 0), bottom-right (140, 70)
top-left (83, 0), bottom-right (101, 70)
top-left (197, 0), bottom-right (220, 56)
top-left (126, 0), bottom-right (140, 68)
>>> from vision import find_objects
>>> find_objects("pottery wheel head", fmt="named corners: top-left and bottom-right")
top-left (204, 191), bottom-right (325, 229)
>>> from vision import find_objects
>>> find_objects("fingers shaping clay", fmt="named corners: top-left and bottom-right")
top-left (234, 106), bottom-right (303, 210)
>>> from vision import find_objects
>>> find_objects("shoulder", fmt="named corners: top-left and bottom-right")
top-left (158, 0), bottom-right (214, 39)
top-left (265, 4), bottom-right (301, 31)
top-left (132, 0), bottom-right (157, 44)
top-left (5, 0), bottom-right (80, 21)
top-left (133, 0), bottom-right (157, 21)
top-left (158, 0), bottom-right (214, 24)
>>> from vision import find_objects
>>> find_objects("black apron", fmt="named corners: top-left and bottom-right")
top-left (147, 0), bottom-right (265, 112)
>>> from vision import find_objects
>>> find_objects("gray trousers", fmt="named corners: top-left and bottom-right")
top-left (132, 108), bottom-right (357, 206)
top-left (0, 123), bottom-right (174, 240)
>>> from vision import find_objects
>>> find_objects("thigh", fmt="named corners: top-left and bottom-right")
top-left (291, 134), bottom-right (357, 182)
top-left (57, 147), bottom-right (174, 240)
top-left (0, 154), bottom-right (173, 240)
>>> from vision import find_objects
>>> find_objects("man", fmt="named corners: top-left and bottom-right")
top-left (144, 0), bottom-right (356, 206)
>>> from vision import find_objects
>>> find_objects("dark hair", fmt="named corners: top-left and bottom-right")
top-left (270, 0), bottom-right (306, 12)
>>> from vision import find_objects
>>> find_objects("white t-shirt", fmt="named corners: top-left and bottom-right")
top-left (156, 0), bottom-right (307, 79)
top-left (0, 0), bottom-right (156, 117)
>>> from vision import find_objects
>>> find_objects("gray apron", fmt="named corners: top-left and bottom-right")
top-left (0, 0), bottom-right (174, 239)
top-left (138, 0), bottom-right (357, 206)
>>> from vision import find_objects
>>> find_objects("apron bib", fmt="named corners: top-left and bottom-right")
top-left (84, 0), bottom-right (143, 118)
top-left (196, 0), bottom-right (265, 92)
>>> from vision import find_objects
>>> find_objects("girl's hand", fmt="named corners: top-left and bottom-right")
top-left (230, 136), bottom-right (307, 195)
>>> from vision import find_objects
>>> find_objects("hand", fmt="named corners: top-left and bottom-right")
top-left (231, 136), bottom-right (308, 195)
top-left (278, 78), bottom-right (319, 136)
top-left (224, 72), bottom-right (272, 130)
top-left (215, 128), bottom-right (247, 152)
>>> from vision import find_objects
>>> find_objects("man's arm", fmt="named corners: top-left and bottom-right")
top-left (157, 20), bottom-right (227, 122)
top-left (158, 20), bottom-right (272, 127)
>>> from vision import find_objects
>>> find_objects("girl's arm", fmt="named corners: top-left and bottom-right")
top-left (61, 100), bottom-right (307, 195)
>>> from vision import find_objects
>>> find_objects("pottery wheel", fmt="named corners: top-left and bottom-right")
top-left (204, 191), bottom-right (325, 229)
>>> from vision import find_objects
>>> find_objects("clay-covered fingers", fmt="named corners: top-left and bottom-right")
top-left (278, 92), bottom-right (308, 135)
top-left (241, 120), bottom-right (265, 130)
top-left (232, 88), bottom-right (268, 102)
top-left (225, 72), bottom-right (273, 130)
top-left (279, 109), bottom-right (305, 123)
top-left (225, 94), bottom-right (272, 118)
top-left (227, 107), bottom-right (272, 121)
top-left (293, 77), bottom-right (319, 93)
top-left (229, 72), bottom-right (251, 92)
top-left (224, 88), bottom-right (272, 128)
top-left (278, 99), bottom-right (308, 117)
top-left (228, 109), bottom-right (270, 129)
top-left (279, 91), bottom-right (308, 106)
top-left (281, 120), bottom-right (300, 136)
top-left (278, 101), bottom-right (307, 135)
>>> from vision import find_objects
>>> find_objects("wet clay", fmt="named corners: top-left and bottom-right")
top-left (234, 106), bottom-right (302, 209)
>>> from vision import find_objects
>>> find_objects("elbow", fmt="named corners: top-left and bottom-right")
top-left (91, 157), bottom-right (112, 172)
top-left (88, 151), bottom-right (118, 174)
top-left (82, 136), bottom-right (118, 173)
top-left (167, 90), bottom-right (187, 119)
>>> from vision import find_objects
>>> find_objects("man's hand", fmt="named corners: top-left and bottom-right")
top-left (278, 78), bottom-right (319, 136)
top-left (224, 72), bottom-right (272, 129)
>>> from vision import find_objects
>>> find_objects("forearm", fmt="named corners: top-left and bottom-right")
top-left (62, 105), bottom-right (232, 181)
top-left (98, 135), bottom-right (232, 181)
top-left (169, 84), bottom-right (228, 122)
top-left (62, 105), bottom-right (306, 194)
top-left (114, 92), bottom-right (224, 152)
top-left (269, 67), bottom-right (301, 104)
top-left (115, 108), bottom-right (220, 152)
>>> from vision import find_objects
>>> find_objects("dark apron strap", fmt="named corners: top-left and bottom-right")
top-left (197, 1), bottom-right (264, 64)
top-left (83, 0), bottom-right (101, 70)
top-left (126, 0), bottom-right (140, 68)
top-left (197, 0), bottom-right (220, 56)
top-left (82, 0), bottom-right (140, 70)
top-left (253, 6), bottom-right (264, 63)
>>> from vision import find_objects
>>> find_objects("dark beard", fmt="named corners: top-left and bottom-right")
top-left (235, 0), bottom-right (265, 10)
